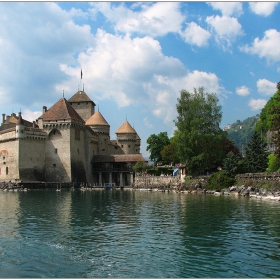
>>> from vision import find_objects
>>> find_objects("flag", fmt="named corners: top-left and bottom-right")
top-left (81, 68), bottom-right (83, 79)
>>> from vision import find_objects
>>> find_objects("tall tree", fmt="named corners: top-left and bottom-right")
top-left (161, 141), bottom-right (180, 165)
top-left (243, 130), bottom-right (268, 173)
top-left (269, 82), bottom-right (280, 160)
top-left (174, 87), bottom-right (225, 175)
top-left (146, 132), bottom-right (170, 164)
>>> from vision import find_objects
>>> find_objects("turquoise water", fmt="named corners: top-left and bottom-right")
top-left (0, 189), bottom-right (280, 278)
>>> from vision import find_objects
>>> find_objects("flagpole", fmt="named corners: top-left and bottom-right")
top-left (80, 68), bottom-right (83, 92)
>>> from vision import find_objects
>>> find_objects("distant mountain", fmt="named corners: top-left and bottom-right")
top-left (223, 115), bottom-right (260, 153)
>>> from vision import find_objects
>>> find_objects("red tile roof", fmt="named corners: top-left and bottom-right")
top-left (86, 111), bottom-right (109, 126)
top-left (115, 120), bottom-right (136, 134)
top-left (91, 154), bottom-right (147, 163)
top-left (39, 98), bottom-right (84, 122)
top-left (68, 91), bottom-right (93, 103)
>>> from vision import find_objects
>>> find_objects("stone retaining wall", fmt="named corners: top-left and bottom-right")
top-left (135, 172), bottom-right (280, 191)
top-left (236, 172), bottom-right (280, 190)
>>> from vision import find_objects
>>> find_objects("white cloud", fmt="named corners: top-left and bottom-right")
top-left (143, 117), bottom-right (153, 128)
top-left (59, 29), bottom-right (189, 125)
top-left (22, 109), bottom-right (42, 122)
top-left (206, 15), bottom-right (243, 51)
top-left (208, 2), bottom-right (243, 17)
top-left (249, 2), bottom-right (278, 17)
top-left (248, 98), bottom-right (267, 111)
top-left (91, 2), bottom-right (185, 37)
top-left (257, 79), bottom-right (277, 96)
top-left (181, 22), bottom-right (211, 47)
top-left (236, 86), bottom-right (250, 96)
top-left (240, 29), bottom-right (280, 63)
top-left (0, 2), bottom-right (94, 111)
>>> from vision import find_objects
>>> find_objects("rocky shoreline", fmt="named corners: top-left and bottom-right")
top-left (134, 184), bottom-right (280, 201)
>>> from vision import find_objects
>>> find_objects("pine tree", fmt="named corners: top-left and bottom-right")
top-left (222, 151), bottom-right (239, 175)
top-left (243, 131), bottom-right (268, 173)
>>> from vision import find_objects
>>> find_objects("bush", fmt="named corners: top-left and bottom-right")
top-left (206, 171), bottom-right (236, 191)
top-left (146, 167), bottom-right (173, 176)
top-left (267, 153), bottom-right (280, 172)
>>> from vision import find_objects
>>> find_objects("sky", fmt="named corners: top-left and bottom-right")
top-left (0, 2), bottom-right (280, 158)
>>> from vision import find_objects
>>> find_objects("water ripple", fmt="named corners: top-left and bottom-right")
top-left (0, 190), bottom-right (280, 278)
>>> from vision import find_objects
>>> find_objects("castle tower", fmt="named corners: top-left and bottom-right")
top-left (135, 133), bottom-right (141, 154)
top-left (38, 98), bottom-right (87, 183)
top-left (85, 111), bottom-right (110, 155)
top-left (68, 90), bottom-right (96, 122)
top-left (115, 120), bottom-right (137, 154)
top-left (15, 112), bottom-right (25, 139)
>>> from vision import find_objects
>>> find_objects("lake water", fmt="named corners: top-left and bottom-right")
top-left (0, 189), bottom-right (280, 278)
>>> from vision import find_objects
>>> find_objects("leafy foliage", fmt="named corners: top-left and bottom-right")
top-left (146, 132), bottom-right (170, 164)
top-left (268, 84), bottom-right (280, 160)
top-left (133, 161), bottom-right (150, 173)
top-left (161, 141), bottom-right (180, 164)
top-left (267, 153), bottom-right (280, 172)
top-left (243, 130), bottom-right (268, 173)
top-left (222, 152), bottom-right (240, 175)
top-left (147, 167), bottom-right (173, 176)
top-left (174, 87), bottom-right (225, 175)
top-left (206, 171), bottom-right (236, 191)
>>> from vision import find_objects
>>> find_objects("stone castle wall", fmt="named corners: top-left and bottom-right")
top-left (44, 127), bottom-right (71, 182)
top-left (0, 138), bottom-right (19, 180)
top-left (19, 137), bottom-right (45, 181)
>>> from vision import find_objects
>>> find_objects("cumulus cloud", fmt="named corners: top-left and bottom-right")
top-left (181, 22), bottom-right (211, 47)
top-left (257, 79), bottom-right (277, 96)
top-left (23, 109), bottom-right (42, 122)
top-left (249, 2), bottom-right (278, 17)
top-left (240, 29), bottom-right (280, 63)
top-left (59, 29), bottom-right (186, 110)
top-left (206, 15), bottom-right (243, 51)
top-left (208, 2), bottom-right (243, 17)
top-left (0, 2), bottom-right (227, 129)
top-left (236, 86), bottom-right (250, 96)
top-left (91, 2), bottom-right (185, 37)
top-left (248, 98), bottom-right (267, 111)
top-left (143, 117), bottom-right (153, 128)
top-left (0, 2), bottom-right (94, 113)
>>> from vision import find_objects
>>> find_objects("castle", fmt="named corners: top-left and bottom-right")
top-left (0, 90), bottom-right (146, 186)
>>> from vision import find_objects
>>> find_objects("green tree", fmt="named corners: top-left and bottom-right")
top-left (161, 141), bottom-right (180, 165)
top-left (243, 131), bottom-right (268, 173)
top-left (255, 82), bottom-right (280, 141)
top-left (174, 87), bottom-right (225, 175)
top-left (267, 153), bottom-right (280, 172)
top-left (268, 82), bottom-right (280, 161)
top-left (133, 161), bottom-right (150, 173)
top-left (222, 151), bottom-right (240, 175)
top-left (146, 132), bottom-right (170, 164)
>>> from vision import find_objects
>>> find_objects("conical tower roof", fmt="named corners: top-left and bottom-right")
top-left (39, 98), bottom-right (84, 122)
top-left (115, 120), bottom-right (136, 134)
top-left (68, 90), bottom-right (94, 103)
top-left (85, 111), bottom-right (109, 126)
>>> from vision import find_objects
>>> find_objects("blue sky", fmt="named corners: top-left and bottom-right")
top-left (0, 2), bottom-right (279, 158)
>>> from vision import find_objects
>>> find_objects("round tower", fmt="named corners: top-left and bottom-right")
top-left (85, 111), bottom-right (110, 155)
top-left (16, 112), bottom-right (26, 139)
top-left (135, 133), bottom-right (141, 154)
top-left (115, 120), bottom-right (137, 154)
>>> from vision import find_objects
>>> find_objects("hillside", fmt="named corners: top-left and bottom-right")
top-left (223, 115), bottom-right (260, 153)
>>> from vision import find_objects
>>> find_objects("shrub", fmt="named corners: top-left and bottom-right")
top-left (146, 167), bottom-right (173, 176)
top-left (267, 153), bottom-right (280, 172)
top-left (206, 171), bottom-right (236, 191)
